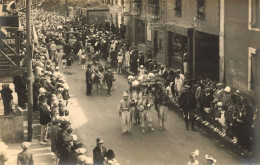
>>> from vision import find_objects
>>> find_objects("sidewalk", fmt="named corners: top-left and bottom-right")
top-left (0, 82), bottom-right (55, 165)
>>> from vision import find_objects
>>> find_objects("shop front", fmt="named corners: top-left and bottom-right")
top-left (166, 23), bottom-right (193, 75)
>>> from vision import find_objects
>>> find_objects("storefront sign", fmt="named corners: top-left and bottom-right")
top-left (149, 23), bottom-right (162, 30)
top-left (167, 26), bottom-right (188, 36)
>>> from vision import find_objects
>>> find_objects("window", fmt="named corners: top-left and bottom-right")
top-left (174, 0), bottom-right (182, 17)
top-left (251, 51), bottom-right (260, 90)
top-left (115, 0), bottom-right (118, 5)
top-left (250, 0), bottom-right (260, 29)
top-left (121, 0), bottom-right (124, 6)
top-left (148, 0), bottom-right (159, 15)
top-left (197, 0), bottom-right (206, 19)
top-left (121, 17), bottom-right (124, 24)
top-left (249, 48), bottom-right (260, 91)
top-left (116, 15), bottom-right (118, 25)
top-left (133, 0), bottom-right (142, 13)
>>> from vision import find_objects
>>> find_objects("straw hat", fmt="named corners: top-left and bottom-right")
top-left (217, 102), bottom-right (223, 107)
top-left (123, 91), bottom-right (129, 97)
top-left (75, 148), bottom-right (86, 154)
top-left (224, 86), bottom-right (231, 92)
top-left (21, 142), bottom-right (31, 149)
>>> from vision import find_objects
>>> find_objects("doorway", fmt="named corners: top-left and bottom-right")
top-left (195, 32), bottom-right (219, 81)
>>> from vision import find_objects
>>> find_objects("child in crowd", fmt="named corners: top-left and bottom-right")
top-left (117, 52), bottom-right (123, 73)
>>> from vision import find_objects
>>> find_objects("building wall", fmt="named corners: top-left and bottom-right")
top-left (166, 0), bottom-right (219, 35)
top-left (224, 0), bottom-right (260, 94)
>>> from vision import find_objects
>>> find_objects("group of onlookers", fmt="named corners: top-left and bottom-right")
top-left (156, 65), bottom-right (258, 152)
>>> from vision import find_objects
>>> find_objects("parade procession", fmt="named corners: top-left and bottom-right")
top-left (0, 0), bottom-right (259, 165)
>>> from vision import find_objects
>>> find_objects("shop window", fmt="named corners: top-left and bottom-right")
top-left (197, 0), bottom-right (206, 19)
top-left (174, 0), bottom-right (182, 17)
top-left (170, 33), bottom-right (187, 61)
top-left (250, 51), bottom-right (260, 91)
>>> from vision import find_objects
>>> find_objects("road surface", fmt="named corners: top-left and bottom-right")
top-left (60, 61), bottom-right (244, 165)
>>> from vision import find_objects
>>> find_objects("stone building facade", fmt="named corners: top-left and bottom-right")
top-left (224, 0), bottom-right (260, 96)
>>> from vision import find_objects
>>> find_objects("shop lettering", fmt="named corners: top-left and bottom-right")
top-left (167, 26), bottom-right (188, 36)
top-left (2, 39), bottom-right (15, 44)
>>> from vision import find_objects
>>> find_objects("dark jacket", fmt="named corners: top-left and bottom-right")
top-left (39, 103), bottom-right (51, 125)
top-left (104, 72), bottom-right (114, 87)
top-left (201, 92), bottom-right (214, 108)
top-left (159, 92), bottom-right (171, 107)
top-left (93, 146), bottom-right (107, 165)
top-left (85, 69), bottom-right (92, 84)
top-left (17, 149), bottom-right (34, 165)
top-left (0, 87), bottom-right (13, 101)
top-left (179, 91), bottom-right (196, 111)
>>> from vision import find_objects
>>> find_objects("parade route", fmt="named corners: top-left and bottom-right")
top-left (60, 62), bottom-right (243, 165)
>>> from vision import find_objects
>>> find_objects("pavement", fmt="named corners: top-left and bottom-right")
top-left (0, 79), bottom-right (55, 165)
top-left (59, 59), bottom-right (247, 165)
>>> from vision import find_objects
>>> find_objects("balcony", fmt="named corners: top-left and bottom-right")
top-left (147, 4), bottom-right (159, 19)
top-left (131, 3), bottom-right (142, 15)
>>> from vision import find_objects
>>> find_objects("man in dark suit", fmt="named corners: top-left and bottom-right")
top-left (104, 69), bottom-right (114, 97)
top-left (93, 138), bottom-right (107, 165)
top-left (13, 74), bottom-right (27, 109)
top-left (17, 142), bottom-right (34, 165)
top-left (179, 85), bottom-right (197, 130)
top-left (85, 64), bottom-right (92, 96)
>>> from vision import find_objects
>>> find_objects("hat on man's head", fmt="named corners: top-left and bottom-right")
top-left (224, 86), bottom-right (231, 92)
top-left (21, 142), bottom-right (31, 149)
top-left (96, 138), bottom-right (104, 144)
top-left (235, 90), bottom-right (241, 95)
top-left (123, 91), bottom-right (129, 97)
top-left (140, 65), bottom-right (144, 69)
top-left (217, 102), bottom-right (223, 107)
top-left (213, 98), bottom-right (219, 103)
top-left (185, 85), bottom-right (190, 88)
top-left (190, 149), bottom-right (199, 158)
top-left (216, 83), bottom-right (223, 87)
top-left (75, 148), bottom-right (86, 154)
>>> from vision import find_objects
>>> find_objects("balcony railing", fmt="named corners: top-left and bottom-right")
top-left (147, 4), bottom-right (159, 16)
top-left (131, 3), bottom-right (142, 14)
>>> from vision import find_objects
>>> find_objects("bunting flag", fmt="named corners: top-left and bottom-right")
top-left (0, 27), bottom-right (8, 36)
top-left (6, 1), bottom-right (16, 13)
top-left (0, 0), bottom-right (3, 15)
top-left (37, 1), bottom-right (44, 7)
top-left (32, 23), bottom-right (38, 43)
top-left (18, 19), bottom-right (24, 31)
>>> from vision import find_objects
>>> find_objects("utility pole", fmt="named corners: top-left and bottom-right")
top-left (26, 0), bottom-right (33, 142)
top-left (65, 0), bottom-right (68, 24)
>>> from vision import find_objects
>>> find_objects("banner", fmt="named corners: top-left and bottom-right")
top-left (32, 23), bottom-right (38, 43)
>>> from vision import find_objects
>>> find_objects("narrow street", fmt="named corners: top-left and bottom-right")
top-left (60, 61), bottom-right (243, 165)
